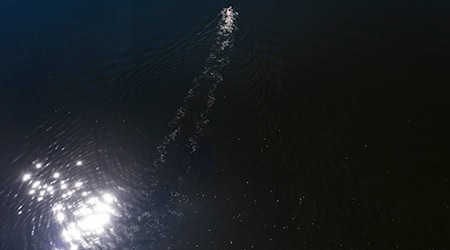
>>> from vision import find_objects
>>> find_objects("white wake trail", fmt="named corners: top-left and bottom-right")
top-left (155, 6), bottom-right (238, 166)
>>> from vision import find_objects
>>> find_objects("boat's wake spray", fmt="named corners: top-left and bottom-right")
top-left (155, 6), bottom-right (238, 167)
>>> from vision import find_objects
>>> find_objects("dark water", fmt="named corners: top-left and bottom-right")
top-left (1, 0), bottom-right (450, 249)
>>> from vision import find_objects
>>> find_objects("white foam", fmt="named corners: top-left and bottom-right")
top-left (155, 6), bottom-right (238, 164)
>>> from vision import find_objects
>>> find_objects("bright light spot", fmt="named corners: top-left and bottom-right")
top-left (77, 205), bottom-right (93, 216)
top-left (56, 212), bottom-right (65, 222)
top-left (24, 158), bottom-right (120, 249)
top-left (94, 202), bottom-right (114, 213)
top-left (58, 194), bottom-right (117, 247)
top-left (77, 213), bottom-right (110, 232)
top-left (87, 197), bottom-right (99, 204)
top-left (62, 224), bottom-right (82, 242)
top-left (22, 173), bottom-right (31, 182)
top-left (102, 193), bottom-right (115, 203)
top-left (53, 204), bottom-right (63, 211)
top-left (31, 181), bottom-right (40, 188)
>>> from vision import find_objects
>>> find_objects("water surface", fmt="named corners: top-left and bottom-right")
top-left (0, 0), bottom-right (449, 249)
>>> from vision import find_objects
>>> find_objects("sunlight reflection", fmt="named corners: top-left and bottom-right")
top-left (56, 212), bottom-right (65, 222)
top-left (22, 173), bottom-right (32, 182)
top-left (31, 181), bottom-right (40, 189)
top-left (58, 193), bottom-right (118, 247)
top-left (22, 160), bottom-right (121, 249)
top-left (103, 193), bottom-right (115, 203)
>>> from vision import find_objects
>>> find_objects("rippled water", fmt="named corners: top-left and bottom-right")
top-left (1, 5), bottom-right (240, 249)
top-left (1, 0), bottom-right (450, 249)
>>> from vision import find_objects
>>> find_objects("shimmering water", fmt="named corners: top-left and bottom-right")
top-left (1, 0), bottom-right (450, 249)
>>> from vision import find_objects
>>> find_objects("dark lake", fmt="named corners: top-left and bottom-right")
top-left (0, 0), bottom-right (449, 249)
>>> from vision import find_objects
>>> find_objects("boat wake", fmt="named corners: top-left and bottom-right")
top-left (155, 6), bottom-right (238, 167)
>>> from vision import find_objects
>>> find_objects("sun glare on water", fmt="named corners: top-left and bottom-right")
top-left (21, 160), bottom-right (120, 249)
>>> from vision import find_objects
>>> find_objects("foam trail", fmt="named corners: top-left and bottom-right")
top-left (155, 6), bottom-right (238, 166)
top-left (188, 6), bottom-right (238, 153)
